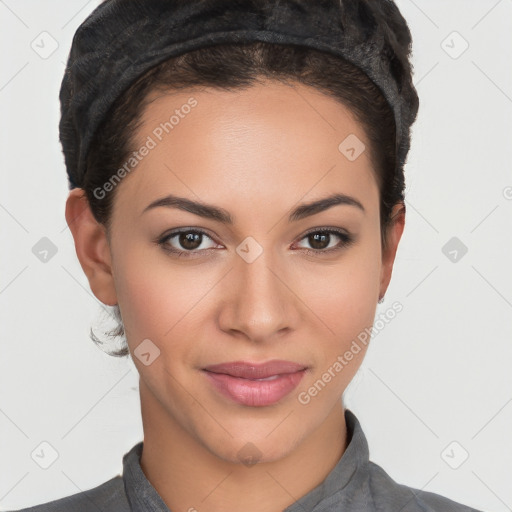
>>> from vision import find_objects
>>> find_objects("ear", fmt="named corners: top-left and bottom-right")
top-left (65, 188), bottom-right (118, 306)
top-left (379, 202), bottom-right (406, 300)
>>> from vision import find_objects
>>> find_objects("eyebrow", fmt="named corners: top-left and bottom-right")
top-left (141, 192), bottom-right (365, 223)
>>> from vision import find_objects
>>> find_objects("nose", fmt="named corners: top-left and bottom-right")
top-left (218, 247), bottom-right (301, 343)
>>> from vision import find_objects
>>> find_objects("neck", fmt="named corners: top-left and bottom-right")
top-left (139, 381), bottom-right (347, 512)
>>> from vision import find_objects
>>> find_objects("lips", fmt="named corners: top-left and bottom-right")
top-left (202, 360), bottom-right (308, 407)
top-left (203, 360), bottom-right (307, 380)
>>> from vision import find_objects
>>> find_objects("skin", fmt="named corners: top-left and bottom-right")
top-left (66, 79), bottom-right (404, 512)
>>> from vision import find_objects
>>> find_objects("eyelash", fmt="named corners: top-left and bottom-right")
top-left (157, 227), bottom-right (355, 258)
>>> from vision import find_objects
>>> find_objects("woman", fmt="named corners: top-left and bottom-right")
top-left (13, 0), bottom-right (485, 510)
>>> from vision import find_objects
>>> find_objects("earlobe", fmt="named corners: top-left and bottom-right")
top-left (379, 202), bottom-right (406, 301)
top-left (65, 188), bottom-right (118, 306)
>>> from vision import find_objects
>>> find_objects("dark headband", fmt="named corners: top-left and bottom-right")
top-left (59, 0), bottom-right (419, 190)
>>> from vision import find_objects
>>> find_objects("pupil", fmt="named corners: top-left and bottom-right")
top-left (310, 233), bottom-right (329, 250)
top-left (180, 232), bottom-right (201, 250)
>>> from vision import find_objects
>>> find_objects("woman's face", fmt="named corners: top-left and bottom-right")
top-left (86, 80), bottom-right (402, 463)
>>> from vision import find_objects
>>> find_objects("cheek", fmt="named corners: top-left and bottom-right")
top-left (296, 240), bottom-right (381, 339)
top-left (112, 247), bottom-right (183, 339)
top-left (113, 245), bottom-right (219, 352)
top-left (113, 221), bottom-right (381, 350)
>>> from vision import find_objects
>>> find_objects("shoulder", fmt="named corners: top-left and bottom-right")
top-left (368, 461), bottom-right (485, 512)
top-left (8, 475), bottom-right (129, 512)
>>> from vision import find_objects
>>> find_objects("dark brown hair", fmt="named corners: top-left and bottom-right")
top-left (84, 42), bottom-right (416, 357)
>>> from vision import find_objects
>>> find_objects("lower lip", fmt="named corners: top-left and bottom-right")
top-left (203, 369), bottom-right (306, 407)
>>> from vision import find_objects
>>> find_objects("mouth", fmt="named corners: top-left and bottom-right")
top-left (202, 360), bottom-right (309, 407)
top-left (202, 359), bottom-right (308, 379)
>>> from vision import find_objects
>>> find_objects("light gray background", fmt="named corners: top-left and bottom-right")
top-left (1, 0), bottom-right (511, 510)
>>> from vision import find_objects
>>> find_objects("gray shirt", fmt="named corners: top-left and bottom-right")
top-left (11, 409), bottom-right (485, 512)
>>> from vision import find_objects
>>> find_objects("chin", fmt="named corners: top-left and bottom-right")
top-left (213, 438), bottom-right (295, 466)
top-left (199, 418), bottom-right (304, 466)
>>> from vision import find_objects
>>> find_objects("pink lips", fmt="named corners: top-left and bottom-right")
top-left (202, 360), bottom-right (307, 407)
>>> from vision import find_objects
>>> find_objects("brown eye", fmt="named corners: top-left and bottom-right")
top-left (179, 232), bottom-right (203, 250)
top-left (158, 229), bottom-right (218, 256)
top-left (308, 232), bottom-right (331, 250)
top-left (296, 228), bottom-right (354, 254)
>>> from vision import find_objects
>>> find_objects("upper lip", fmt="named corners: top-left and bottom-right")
top-left (203, 360), bottom-right (307, 379)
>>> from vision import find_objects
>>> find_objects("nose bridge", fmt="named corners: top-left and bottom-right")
top-left (225, 240), bottom-right (297, 339)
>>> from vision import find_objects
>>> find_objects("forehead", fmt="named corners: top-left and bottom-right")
top-left (113, 80), bottom-right (378, 219)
